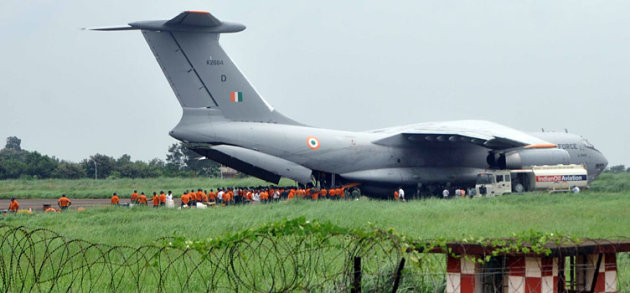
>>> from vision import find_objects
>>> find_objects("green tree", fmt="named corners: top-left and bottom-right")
top-left (608, 165), bottom-right (626, 173)
top-left (81, 154), bottom-right (116, 179)
top-left (165, 142), bottom-right (220, 177)
top-left (166, 143), bottom-right (186, 171)
top-left (53, 161), bottom-right (87, 179)
top-left (4, 136), bottom-right (22, 151)
top-left (23, 151), bottom-right (58, 178)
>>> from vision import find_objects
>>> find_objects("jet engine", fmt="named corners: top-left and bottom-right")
top-left (488, 148), bottom-right (570, 169)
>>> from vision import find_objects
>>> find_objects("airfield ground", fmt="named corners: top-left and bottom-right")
top-left (2, 191), bottom-right (629, 245)
top-left (1, 177), bottom-right (629, 290)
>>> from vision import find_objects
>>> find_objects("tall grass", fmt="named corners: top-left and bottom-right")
top-left (0, 192), bottom-right (629, 290)
top-left (1, 192), bottom-right (628, 246)
top-left (0, 177), bottom-right (296, 199)
top-left (590, 172), bottom-right (630, 192)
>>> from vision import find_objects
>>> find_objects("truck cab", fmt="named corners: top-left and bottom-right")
top-left (475, 170), bottom-right (512, 196)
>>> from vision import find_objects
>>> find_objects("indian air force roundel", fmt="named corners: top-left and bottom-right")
top-left (307, 136), bottom-right (320, 150)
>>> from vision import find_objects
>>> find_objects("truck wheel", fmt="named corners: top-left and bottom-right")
top-left (514, 183), bottom-right (524, 193)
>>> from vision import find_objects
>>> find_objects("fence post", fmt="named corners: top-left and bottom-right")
top-left (351, 256), bottom-right (361, 293)
top-left (391, 257), bottom-right (406, 293)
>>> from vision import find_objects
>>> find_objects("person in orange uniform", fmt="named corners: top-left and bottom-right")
top-left (201, 190), bottom-right (208, 203)
top-left (245, 189), bottom-right (254, 202)
top-left (137, 192), bottom-right (148, 206)
top-left (181, 191), bottom-right (190, 208)
top-left (260, 189), bottom-right (268, 204)
top-left (320, 188), bottom-right (328, 199)
top-left (58, 194), bottom-right (71, 211)
top-left (111, 193), bottom-right (120, 206)
top-left (328, 188), bottom-right (337, 200)
top-left (222, 190), bottom-right (229, 206)
top-left (152, 192), bottom-right (160, 208)
top-left (196, 189), bottom-right (204, 203)
top-left (208, 189), bottom-right (216, 203)
top-left (312, 188), bottom-right (319, 201)
top-left (287, 189), bottom-right (295, 200)
top-left (131, 190), bottom-right (139, 204)
top-left (188, 189), bottom-right (196, 206)
top-left (8, 198), bottom-right (19, 213)
top-left (160, 191), bottom-right (166, 206)
top-left (394, 190), bottom-right (399, 200)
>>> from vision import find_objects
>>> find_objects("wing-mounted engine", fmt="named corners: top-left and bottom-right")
top-left (487, 145), bottom-right (570, 169)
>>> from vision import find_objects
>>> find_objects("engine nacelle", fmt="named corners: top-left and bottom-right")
top-left (499, 148), bottom-right (570, 169)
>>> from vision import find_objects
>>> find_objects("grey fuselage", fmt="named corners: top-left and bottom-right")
top-left (171, 108), bottom-right (607, 193)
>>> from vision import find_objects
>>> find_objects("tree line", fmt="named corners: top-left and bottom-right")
top-left (0, 136), bottom-right (220, 179)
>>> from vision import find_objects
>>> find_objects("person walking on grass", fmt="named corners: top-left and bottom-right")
top-left (131, 190), bottom-right (139, 204)
top-left (152, 192), bottom-right (160, 208)
top-left (137, 192), bottom-right (148, 206)
top-left (160, 191), bottom-right (166, 206)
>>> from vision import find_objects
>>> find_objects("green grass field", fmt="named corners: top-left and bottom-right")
top-left (1, 178), bottom-right (629, 290)
top-left (0, 177), bottom-right (297, 199)
top-left (2, 191), bottom-right (628, 245)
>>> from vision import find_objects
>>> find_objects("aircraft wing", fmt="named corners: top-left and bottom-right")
top-left (371, 120), bottom-right (553, 149)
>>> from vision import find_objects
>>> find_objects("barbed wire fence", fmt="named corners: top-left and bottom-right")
top-left (0, 224), bottom-right (627, 292)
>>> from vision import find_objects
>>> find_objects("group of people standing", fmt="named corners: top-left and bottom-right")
top-left (111, 186), bottom-right (362, 208)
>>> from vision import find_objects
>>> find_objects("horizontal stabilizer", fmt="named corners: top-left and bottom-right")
top-left (166, 11), bottom-right (222, 27)
top-left (89, 26), bottom-right (137, 31)
top-left (129, 11), bottom-right (245, 33)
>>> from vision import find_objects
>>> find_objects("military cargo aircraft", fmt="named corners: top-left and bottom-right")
top-left (95, 11), bottom-right (608, 196)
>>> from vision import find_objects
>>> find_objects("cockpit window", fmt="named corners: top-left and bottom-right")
top-left (581, 138), bottom-right (596, 150)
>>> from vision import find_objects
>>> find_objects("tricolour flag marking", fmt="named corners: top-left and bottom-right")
top-left (230, 92), bottom-right (243, 103)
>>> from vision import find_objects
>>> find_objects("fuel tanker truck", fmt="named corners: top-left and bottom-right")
top-left (475, 164), bottom-right (588, 196)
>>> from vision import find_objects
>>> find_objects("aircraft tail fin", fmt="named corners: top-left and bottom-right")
top-left (96, 11), bottom-right (298, 124)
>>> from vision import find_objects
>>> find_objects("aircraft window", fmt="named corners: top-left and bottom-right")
top-left (582, 138), bottom-right (595, 150)
top-left (496, 175), bottom-right (504, 182)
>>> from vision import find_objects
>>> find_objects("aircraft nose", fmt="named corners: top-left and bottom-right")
top-left (594, 150), bottom-right (608, 176)
top-left (599, 152), bottom-right (608, 169)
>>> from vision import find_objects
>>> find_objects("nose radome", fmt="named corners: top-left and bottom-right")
top-left (599, 152), bottom-right (608, 170)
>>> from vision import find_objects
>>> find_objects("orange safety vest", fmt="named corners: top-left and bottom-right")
top-left (111, 196), bottom-right (120, 205)
top-left (9, 200), bottom-right (19, 211)
top-left (58, 197), bottom-right (71, 207)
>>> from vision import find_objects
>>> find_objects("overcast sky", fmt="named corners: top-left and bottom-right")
top-left (1, 1), bottom-right (628, 166)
